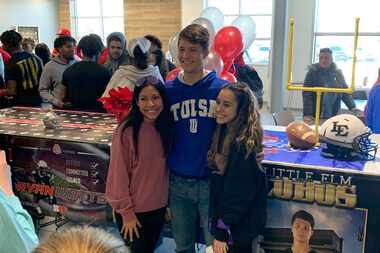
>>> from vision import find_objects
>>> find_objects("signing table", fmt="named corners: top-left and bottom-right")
top-left (261, 126), bottom-right (380, 253)
top-left (0, 108), bottom-right (379, 252)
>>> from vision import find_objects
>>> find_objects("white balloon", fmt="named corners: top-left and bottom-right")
top-left (204, 50), bottom-right (224, 75)
top-left (192, 17), bottom-right (215, 48)
top-left (168, 32), bottom-right (180, 64)
top-left (232, 16), bottom-right (256, 50)
top-left (201, 7), bottom-right (224, 31)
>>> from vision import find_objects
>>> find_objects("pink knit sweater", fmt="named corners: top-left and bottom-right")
top-left (106, 121), bottom-right (168, 222)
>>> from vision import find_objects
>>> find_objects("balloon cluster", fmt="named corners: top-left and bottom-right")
top-left (166, 7), bottom-right (257, 82)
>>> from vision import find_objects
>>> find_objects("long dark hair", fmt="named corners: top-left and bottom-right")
top-left (208, 82), bottom-right (263, 174)
top-left (144, 34), bottom-right (170, 78)
top-left (132, 45), bottom-right (148, 70)
top-left (121, 76), bottom-right (173, 156)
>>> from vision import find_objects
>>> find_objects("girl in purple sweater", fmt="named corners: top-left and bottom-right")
top-left (106, 75), bottom-right (173, 253)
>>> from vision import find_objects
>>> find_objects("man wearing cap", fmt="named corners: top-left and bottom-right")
top-left (303, 47), bottom-right (358, 124)
top-left (51, 28), bottom-right (81, 61)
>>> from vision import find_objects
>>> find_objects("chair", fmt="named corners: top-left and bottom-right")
top-left (272, 111), bottom-right (295, 126)
top-left (261, 112), bottom-right (276, 126)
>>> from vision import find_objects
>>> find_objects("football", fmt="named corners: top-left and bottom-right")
top-left (286, 121), bottom-right (317, 149)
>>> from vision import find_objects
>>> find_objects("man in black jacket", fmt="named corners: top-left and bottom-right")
top-left (303, 48), bottom-right (358, 124)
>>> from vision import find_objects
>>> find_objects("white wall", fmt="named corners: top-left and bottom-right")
top-left (0, 0), bottom-right (59, 49)
top-left (284, 0), bottom-right (316, 109)
top-left (181, 0), bottom-right (203, 28)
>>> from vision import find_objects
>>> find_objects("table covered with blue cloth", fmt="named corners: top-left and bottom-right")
top-left (260, 127), bottom-right (380, 253)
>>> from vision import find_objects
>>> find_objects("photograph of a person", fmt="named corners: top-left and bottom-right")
top-left (283, 210), bottom-right (317, 253)
top-left (260, 200), bottom-right (367, 253)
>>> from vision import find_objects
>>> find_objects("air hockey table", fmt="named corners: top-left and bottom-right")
top-left (0, 107), bottom-right (116, 225)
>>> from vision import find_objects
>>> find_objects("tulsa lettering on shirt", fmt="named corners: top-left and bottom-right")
top-left (171, 99), bottom-right (216, 133)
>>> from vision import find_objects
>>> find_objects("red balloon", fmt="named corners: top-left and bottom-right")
top-left (213, 26), bottom-right (243, 71)
top-left (98, 48), bottom-right (109, 65)
top-left (166, 67), bottom-right (182, 81)
top-left (219, 71), bottom-right (237, 83)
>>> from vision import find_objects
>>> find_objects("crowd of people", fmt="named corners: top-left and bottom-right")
top-left (0, 21), bottom-right (378, 253)
top-left (0, 24), bottom-right (268, 253)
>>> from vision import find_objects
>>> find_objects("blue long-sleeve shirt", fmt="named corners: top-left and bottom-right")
top-left (0, 189), bottom-right (39, 252)
top-left (366, 85), bottom-right (380, 133)
top-left (166, 71), bottom-right (227, 178)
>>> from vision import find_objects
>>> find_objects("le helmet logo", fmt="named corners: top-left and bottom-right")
top-left (331, 121), bottom-right (349, 137)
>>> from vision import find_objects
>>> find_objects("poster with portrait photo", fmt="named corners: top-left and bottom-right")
top-left (260, 199), bottom-right (367, 253)
top-left (16, 26), bottom-right (39, 43)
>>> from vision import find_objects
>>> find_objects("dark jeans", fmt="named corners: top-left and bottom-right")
top-left (228, 236), bottom-right (259, 253)
top-left (115, 207), bottom-right (166, 253)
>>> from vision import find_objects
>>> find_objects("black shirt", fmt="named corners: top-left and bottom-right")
top-left (210, 142), bottom-right (268, 242)
top-left (62, 61), bottom-right (111, 112)
top-left (5, 51), bottom-right (43, 106)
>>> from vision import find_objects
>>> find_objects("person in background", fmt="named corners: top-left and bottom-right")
top-left (51, 28), bottom-right (72, 57)
top-left (106, 76), bottom-right (172, 253)
top-left (0, 150), bottom-right (39, 252)
top-left (89, 33), bottom-right (108, 65)
top-left (283, 210), bottom-right (317, 253)
top-left (104, 32), bottom-right (130, 75)
top-left (366, 67), bottom-right (380, 133)
top-left (102, 37), bottom-right (163, 98)
top-left (208, 82), bottom-right (267, 253)
top-left (61, 35), bottom-right (111, 112)
top-left (35, 43), bottom-right (51, 66)
top-left (22, 38), bottom-right (36, 54)
top-left (232, 52), bottom-right (264, 109)
top-left (144, 34), bottom-right (176, 79)
top-left (32, 226), bottom-right (128, 253)
top-left (39, 36), bottom-right (76, 108)
top-left (303, 48), bottom-right (358, 124)
top-left (0, 54), bottom-right (4, 87)
top-left (0, 30), bottom-right (43, 106)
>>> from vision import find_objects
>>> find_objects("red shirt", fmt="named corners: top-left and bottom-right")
top-left (106, 121), bottom-right (168, 221)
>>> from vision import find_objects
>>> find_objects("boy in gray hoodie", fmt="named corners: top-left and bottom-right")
top-left (39, 36), bottom-right (76, 107)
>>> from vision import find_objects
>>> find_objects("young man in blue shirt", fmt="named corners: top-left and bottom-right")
top-left (165, 24), bottom-right (227, 253)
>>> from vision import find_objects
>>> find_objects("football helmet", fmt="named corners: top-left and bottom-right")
top-left (319, 114), bottom-right (378, 161)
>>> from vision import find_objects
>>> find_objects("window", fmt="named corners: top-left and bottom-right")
top-left (314, 0), bottom-right (380, 89)
top-left (69, 0), bottom-right (124, 43)
top-left (204, 0), bottom-right (273, 64)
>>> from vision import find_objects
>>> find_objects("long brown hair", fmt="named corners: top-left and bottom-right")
top-left (208, 82), bottom-right (263, 174)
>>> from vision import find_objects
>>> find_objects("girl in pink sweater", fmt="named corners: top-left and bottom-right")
top-left (106, 75), bottom-right (173, 253)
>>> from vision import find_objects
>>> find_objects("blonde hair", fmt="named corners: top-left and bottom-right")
top-left (208, 82), bottom-right (263, 174)
top-left (32, 226), bottom-right (128, 253)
